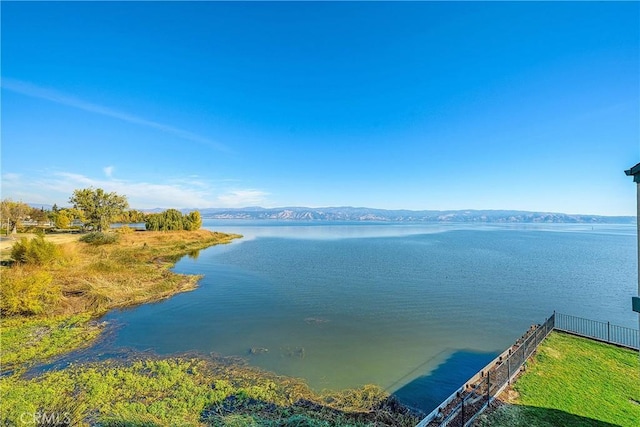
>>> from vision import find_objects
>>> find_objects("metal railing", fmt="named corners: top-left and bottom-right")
top-left (554, 312), bottom-right (639, 350)
top-left (415, 313), bottom-right (639, 427)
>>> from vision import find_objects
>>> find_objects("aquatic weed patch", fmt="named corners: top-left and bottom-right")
top-left (0, 314), bottom-right (103, 373)
top-left (0, 357), bottom-right (418, 426)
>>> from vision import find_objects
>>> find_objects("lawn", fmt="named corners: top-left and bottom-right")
top-left (475, 331), bottom-right (640, 427)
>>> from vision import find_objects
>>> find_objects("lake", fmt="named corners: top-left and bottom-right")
top-left (100, 221), bottom-right (638, 412)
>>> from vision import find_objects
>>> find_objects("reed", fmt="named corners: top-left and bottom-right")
top-left (1, 229), bottom-right (240, 317)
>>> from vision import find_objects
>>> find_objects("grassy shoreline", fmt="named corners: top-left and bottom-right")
top-left (1, 230), bottom-right (241, 371)
top-left (0, 230), bottom-right (419, 426)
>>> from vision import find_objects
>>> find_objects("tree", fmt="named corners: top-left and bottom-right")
top-left (0, 199), bottom-right (31, 234)
top-left (69, 188), bottom-right (129, 232)
top-left (53, 210), bottom-right (72, 229)
top-left (145, 210), bottom-right (202, 231)
top-left (161, 209), bottom-right (184, 230)
top-left (145, 209), bottom-right (183, 231)
top-left (114, 209), bottom-right (147, 224)
top-left (48, 208), bottom-right (84, 229)
top-left (183, 211), bottom-right (202, 231)
top-left (145, 213), bottom-right (162, 232)
top-left (29, 207), bottom-right (49, 225)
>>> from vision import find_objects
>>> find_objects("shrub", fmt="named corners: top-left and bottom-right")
top-left (10, 238), bottom-right (29, 262)
top-left (0, 270), bottom-right (60, 316)
top-left (80, 232), bottom-right (120, 245)
top-left (114, 225), bottom-right (134, 234)
top-left (183, 211), bottom-right (202, 231)
top-left (10, 235), bottom-right (61, 265)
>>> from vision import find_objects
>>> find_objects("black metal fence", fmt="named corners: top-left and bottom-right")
top-left (416, 314), bottom-right (555, 427)
top-left (554, 312), bottom-right (639, 350)
top-left (415, 313), bottom-right (639, 427)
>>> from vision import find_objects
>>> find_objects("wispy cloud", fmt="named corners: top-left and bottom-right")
top-left (103, 166), bottom-right (114, 178)
top-left (216, 190), bottom-right (270, 207)
top-left (1, 170), bottom-right (270, 210)
top-left (46, 172), bottom-right (214, 208)
top-left (1, 78), bottom-right (229, 152)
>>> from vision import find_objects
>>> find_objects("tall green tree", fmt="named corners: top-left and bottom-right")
top-left (0, 199), bottom-right (31, 234)
top-left (115, 209), bottom-right (147, 224)
top-left (183, 211), bottom-right (202, 231)
top-left (145, 210), bottom-right (202, 231)
top-left (145, 209), bottom-right (183, 231)
top-left (49, 208), bottom-right (84, 229)
top-left (69, 188), bottom-right (129, 232)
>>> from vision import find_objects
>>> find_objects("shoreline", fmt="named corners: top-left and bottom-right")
top-left (0, 229), bottom-right (419, 426)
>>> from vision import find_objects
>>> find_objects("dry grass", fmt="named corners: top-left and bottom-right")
top-left (1, 230), bottom-right (240, 316)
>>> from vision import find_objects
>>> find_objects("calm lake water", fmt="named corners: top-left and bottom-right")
top-left (100, 221), bottom-right (637, 412)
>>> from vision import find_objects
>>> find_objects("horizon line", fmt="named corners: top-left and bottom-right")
top-left (23, 202), bottom-right (636, 218)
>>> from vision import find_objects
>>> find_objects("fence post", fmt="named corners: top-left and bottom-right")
top-left (607, 321), bottom-right (611, 343)
top-left (461, 396), bottom-right (465, 426)
top-left (507, 355), bottom-right (511, 384)
top-left (486, 371), bottom-right (490, 401)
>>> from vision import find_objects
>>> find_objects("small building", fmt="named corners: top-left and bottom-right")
top-left (624, 162), bottom-right (640, 315)
top-left (625, 162), bottom-right (640, 183)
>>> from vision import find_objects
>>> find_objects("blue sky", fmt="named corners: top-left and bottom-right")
top-left (1, 2), bottom-right (638, 215)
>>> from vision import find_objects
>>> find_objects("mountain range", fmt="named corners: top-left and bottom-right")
top-left (28, 203), bottom-right (634, 223)
top-left (181, 207), bottom-right (634, 224)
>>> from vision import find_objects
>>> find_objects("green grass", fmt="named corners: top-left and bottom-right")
top-left (0, 357), bottom-right (417, 426)
top-left (0, 314), bottom-right (103, 373)
top-left (475, 331), bottom-right (640, 427)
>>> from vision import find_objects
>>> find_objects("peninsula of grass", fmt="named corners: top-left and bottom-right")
top-left (1, 229), bottom-right (240, 370)
top-left (475, 331), bottom-right (640, 427)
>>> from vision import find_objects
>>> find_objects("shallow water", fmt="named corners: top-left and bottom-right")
top-left (100, 221), bottom-right (637, 411)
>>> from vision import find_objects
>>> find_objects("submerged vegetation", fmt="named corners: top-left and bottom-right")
top-left (1, 356), bottom-right (417, 426)
top-left (0, 314), bottom-right (103, 373)
top-left (475, 332), bottom-right (640, 427)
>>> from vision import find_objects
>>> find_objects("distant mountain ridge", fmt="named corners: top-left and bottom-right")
top-left (24, 203), bottom-right (634, 223)
top-left (187, 207), bottom-right (634, 224)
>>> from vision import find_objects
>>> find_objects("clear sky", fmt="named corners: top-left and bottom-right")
top-left (1, 1), bottom-right (638, 215)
